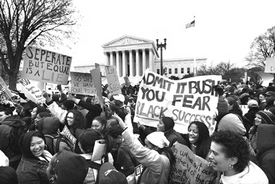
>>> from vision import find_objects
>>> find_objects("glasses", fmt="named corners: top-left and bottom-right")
top-left (67, 116), bottom-right (74, 119)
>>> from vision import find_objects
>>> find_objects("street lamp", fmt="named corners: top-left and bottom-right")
top-left (156, 38), bottom-right (166, 75)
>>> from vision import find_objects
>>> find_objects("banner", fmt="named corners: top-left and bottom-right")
top-left (21, 46), bottom-right (72, 85)
top-left (105, 65), bottom-right (121, 96)
top-left (264, 57), bottom-right (275, 73)
top-left (60, 125), bottom-right (76, 151)
top-left (69, 72), bottom-right (97, 95)
top-left (171, 143), bottom-right (217, 184)
top-left (18, 78), bottom-right (44, 103)
top-left (133, 71), bottom-right (222, 134)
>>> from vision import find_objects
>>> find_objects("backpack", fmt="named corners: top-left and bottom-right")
top-left (0, 116), bottom-right (27, 159)
top-left (44, 133), bottom-right (73, 155)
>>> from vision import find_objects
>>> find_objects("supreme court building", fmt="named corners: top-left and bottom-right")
top-left (74, 35), bottom-right (207, 84)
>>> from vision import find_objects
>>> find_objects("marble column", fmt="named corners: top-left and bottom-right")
top-left (136, 49), bottom-right (140, 76)
top-left (142, 49), bottom-right (146, 74)
top-left (105, 52), bottom-right (109, 65)
top-left (129, 50), bottom-right (133, 77)
top-left (110, 52), bottom-right (114, 66)
top-left (116, 51), bottom-right (121, 77)
top-left (149, 49), bottom-right (154, 71)
top-left (122, 51), bottom-right (126, 77)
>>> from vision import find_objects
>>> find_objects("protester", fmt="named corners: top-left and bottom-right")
top-left (97, 162), bottom-right (128, 184)
top-left (91, 116), bottom-right (107, 131)
top-left (78, 128), bottom-right (109, 183)
top-left (256, 124), bottom-right (275, 184)
top-left (68, 94), bottom-right (102, 129)
top-left (47, 150), bottom-right (88, 184)
top-left (0, 104), bottom-right (27, 169)
top-left (186, 121), bottom-right (211, 159)
top-left (249, 110), bottom-right (275, 154)
top-left (17, 131), bottom-right (52, 184)
top-left (243, 99), bottom-right (259, 132)
top-left (104, 119), bottom-right (140, 180)
top-left (263, 91), bottom-right (275, 110)
top-left (209, 130), bottom-right (268, 184)
top-left (36, 116), bottom-right (72, 154)
top-left (114, 113), bottom-right (176, 184)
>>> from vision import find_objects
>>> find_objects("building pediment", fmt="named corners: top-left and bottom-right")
top-left (102, 35), bottom-right (153, 48)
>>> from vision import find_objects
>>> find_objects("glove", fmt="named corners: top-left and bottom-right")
top-left (18, 92), bottom-right (27, 100)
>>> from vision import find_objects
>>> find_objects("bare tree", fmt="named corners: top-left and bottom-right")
top-left (245, 26), bottom-right (275, 69)
top-left (197, 61), bottom-right (234, 76)
top-left (0, 0), bottom-right (76, 90)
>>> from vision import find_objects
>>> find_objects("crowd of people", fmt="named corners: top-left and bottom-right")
top-left (0, 80), bottom-right (275, 184)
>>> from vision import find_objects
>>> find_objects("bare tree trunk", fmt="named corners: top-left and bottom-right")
top-left (9, 72), bottom-right (18, 90)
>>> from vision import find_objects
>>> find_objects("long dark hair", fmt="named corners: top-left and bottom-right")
top-left (158, 147), bottom-right (176, 181)
top-left (187, 121), bottom-right (211, 159)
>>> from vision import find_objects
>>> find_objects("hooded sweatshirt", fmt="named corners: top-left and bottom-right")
top-left (257, 124), bottom-right (275, 184)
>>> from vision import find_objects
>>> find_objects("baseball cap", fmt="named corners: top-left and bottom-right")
top-left (98, 162), bottom-right (127, 184)
top-left (247, 99), bottom-right (259, 108)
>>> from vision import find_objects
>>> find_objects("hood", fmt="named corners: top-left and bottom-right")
top-left (36, 117), bottom-right (60, 135)
top-left (218, 113), bottom-right (246, 136)
top-left (19, 130), bottom-right (45, 160)
top-left (257, 124), bottom-right (275, 156)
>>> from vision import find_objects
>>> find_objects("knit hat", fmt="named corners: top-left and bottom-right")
top-left (53, 150), bottom-right (88, 184)
top-left (217, 96), bottom-right (229, 114)
top-left (98, 162), bottom-right (127, 184)
top-left (256, 111), bottom-right (275, 124)
top-left (247, 99), bottom-right (259, 108)
top-left (78, 129), bottom-right (102, 153)
top-left (162, 116), bottom-right (175, 131)
top-left (62, 100), bottom-right (75, 110)
top-left (146, 131), bottom-right (170, 148)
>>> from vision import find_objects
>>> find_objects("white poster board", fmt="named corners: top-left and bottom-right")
top-left (265, 57), bottom-right (275, 73)
top-left (21, 46), bottom-right (72, 85)
top-left (105, 66), bottom-right (121, 96)
top-left (133, 71), bottom-right (222, 134)
top-left (69, 72), bottom-right (97, 95)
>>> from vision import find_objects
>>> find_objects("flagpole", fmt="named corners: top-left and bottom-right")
top-left (193, 16), bottom-right (197, 77)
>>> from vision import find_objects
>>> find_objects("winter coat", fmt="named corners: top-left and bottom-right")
top-left (122, 129), bottom-right (171, 184)
top-left (164, 129), bottom-right (186, 147)
top-left (257, 124), bottom-right (275, 184)
top-left (78, 100), bottom-right (102, 129)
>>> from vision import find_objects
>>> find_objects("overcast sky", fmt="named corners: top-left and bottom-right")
top-left (66, 0), bottom-right (275, 68)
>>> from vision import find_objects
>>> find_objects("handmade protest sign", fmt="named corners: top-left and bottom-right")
top-left (18, 78), bottom-right (44, 103)
top-left (105, 65), bottom-right (121, 96)
top-left (264, 57), bottom-right (275, 73)
top-left (133, 71), bottom-right (222, 134)
top-left (170, 143), bottom-right (217, 184)
top-left (69, 72), bottom-right (97, 95)
top-left (21, 46), bottom-right (72, 85)
top-left (60, 125), bottom-right (76, 151)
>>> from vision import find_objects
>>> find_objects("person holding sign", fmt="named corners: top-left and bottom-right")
top-left (113, 112), bottom-right (176, 184)
top-left (186, 121), bottom-right (211, 159)
top-left (208, 130), bottom-right (268, 184)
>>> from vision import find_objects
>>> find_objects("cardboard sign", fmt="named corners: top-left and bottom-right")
top-left (21, 46), bottom-right (72, 85)
top-left (69, 72), bottom-right (97, 95)
top-left (60, 125), bottom-right (76, 151)
top-left (133, 71), bottom-right (222, 134)
top-left (105, 66), bottom-right (121, 96)
top-left (171, 143), bottom-right (217, 184)
top-left (18, 78), bottom-right (44, 103)
top-left (265, 57), bottom-right (275, 73)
